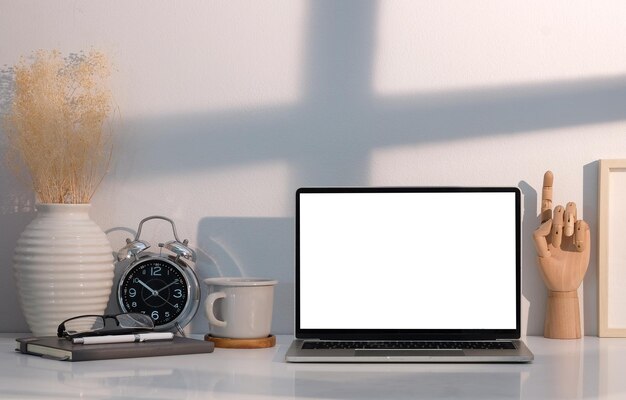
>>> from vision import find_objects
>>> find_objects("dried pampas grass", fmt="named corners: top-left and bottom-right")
top-left (3, 49), bottom-right (112, 204)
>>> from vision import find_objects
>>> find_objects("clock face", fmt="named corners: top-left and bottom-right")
top-left (119, 258), bottom-right (189, 327)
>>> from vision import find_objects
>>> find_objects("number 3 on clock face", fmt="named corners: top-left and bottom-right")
top-left (118, 257), bottom-right (195, 330)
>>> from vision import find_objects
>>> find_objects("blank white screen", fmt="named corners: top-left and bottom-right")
top-left (299, 191), bottom-right (517, 330)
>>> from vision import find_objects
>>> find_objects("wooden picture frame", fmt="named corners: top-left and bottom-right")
top-left (598, 159), bottom-right (626, 337)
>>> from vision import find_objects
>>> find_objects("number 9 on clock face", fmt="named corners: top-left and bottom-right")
top-left (118, 257), bottom-right (196, 330)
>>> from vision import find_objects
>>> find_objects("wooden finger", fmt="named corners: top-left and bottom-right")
top-left (574, 220), bottom-right (589, 252)
top-left (564, 202), bottom-right (577, 237)
top-left (541, 171), bottom-right (554, 223)
top-left (533, 219), bottom-right (552, 258)
top-left (551, 205), bottom-right (564, 248)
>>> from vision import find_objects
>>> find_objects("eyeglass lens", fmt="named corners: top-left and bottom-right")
top-left (63, 316), bottom-right (105, 335)
top-left (116, 313), bottom-right (154, 328)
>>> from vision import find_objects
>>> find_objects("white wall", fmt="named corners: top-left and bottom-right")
top-left (2, 0), bottom-right (626, 336)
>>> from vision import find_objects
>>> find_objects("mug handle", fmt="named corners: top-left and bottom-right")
top-left (205, 292), bottom-right (227, 327)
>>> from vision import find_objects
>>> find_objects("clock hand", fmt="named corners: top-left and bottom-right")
top-left (141, 280), bottom-right (179, 303)
top-left (136, 279), bottom-right (158, 297)
top-left (156, 280), bottom-right (178, 294)
top-left (154, 292), bottom-right (178, 308)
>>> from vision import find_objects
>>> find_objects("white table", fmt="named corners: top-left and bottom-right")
top-left (1, 334), bottom-right (625, 399)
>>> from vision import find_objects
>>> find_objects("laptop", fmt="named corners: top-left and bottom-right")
top-left (285, 187), bottom-right (534, 363)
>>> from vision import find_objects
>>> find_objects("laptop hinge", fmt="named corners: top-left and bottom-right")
top-left (302, 338), bottom-right (512, 342)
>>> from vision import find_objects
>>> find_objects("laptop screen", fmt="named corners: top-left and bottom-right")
top-left (296, 187), bottom-right (520, 340)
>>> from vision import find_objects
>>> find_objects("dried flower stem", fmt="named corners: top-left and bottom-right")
top-left (3, 50), bottom-right (112, 204)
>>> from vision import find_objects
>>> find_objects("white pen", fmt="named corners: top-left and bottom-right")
top-left (72, 332), bottom-right (174, 345)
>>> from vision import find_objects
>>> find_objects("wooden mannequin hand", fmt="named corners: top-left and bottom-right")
top-left (532, 171), bottom-right (590, 291)
top-left (532, 171), bottom-right (590, 339)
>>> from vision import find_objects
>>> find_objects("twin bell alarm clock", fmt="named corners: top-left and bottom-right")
top-left (116, 216), bottom-right (200, 335)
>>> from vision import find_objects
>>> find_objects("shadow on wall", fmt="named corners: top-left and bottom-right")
top-left (583, 161), bottom-right (600, 336)
top-left (0, 198), bottom-right (33, 333)
top-left (518, 181), bottom-right (543, 336)
top-left (109, 78), bottom-right (626, 185)
top-left (109, 2), bottom-right (626, 185)
top-left (190, 217), bottom-right (294, 335)
top-left (0, 64), bottom-right (37, 332)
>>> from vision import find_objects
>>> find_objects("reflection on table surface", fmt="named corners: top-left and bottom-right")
top-left (0, 335), bottom-right (625, 399)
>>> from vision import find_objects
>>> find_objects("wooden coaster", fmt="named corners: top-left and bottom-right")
top-left (204, 334), bottom-right (276, 349)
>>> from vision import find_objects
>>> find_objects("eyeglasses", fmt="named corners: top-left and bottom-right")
top-left (57, 313), bottom-right (155, 339)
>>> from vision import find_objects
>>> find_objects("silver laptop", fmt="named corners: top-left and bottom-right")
top-left (285, 187), bottom-right (533, 363)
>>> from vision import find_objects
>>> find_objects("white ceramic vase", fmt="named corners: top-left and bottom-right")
top-left (13, 204), bottom-right (115, 336)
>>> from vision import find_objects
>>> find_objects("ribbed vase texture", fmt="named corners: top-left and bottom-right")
top-left (13, 204), bottom-right (114, 336)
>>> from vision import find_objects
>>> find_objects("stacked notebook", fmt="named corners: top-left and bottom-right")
top-left (16, 336), bottom-right (214, 362)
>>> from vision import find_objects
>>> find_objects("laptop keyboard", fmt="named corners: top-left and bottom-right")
top-left (302, 341), bottom-right (516, 350)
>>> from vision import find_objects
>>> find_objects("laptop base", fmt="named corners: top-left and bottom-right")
top-left (285, 339), bottom-right (534, 363)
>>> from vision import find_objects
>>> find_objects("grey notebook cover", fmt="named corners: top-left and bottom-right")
top-left (16, 335), bottom-right (215, 362)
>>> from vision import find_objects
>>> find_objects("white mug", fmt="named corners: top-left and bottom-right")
top-left (203, 277), bottom-right (278, 339)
